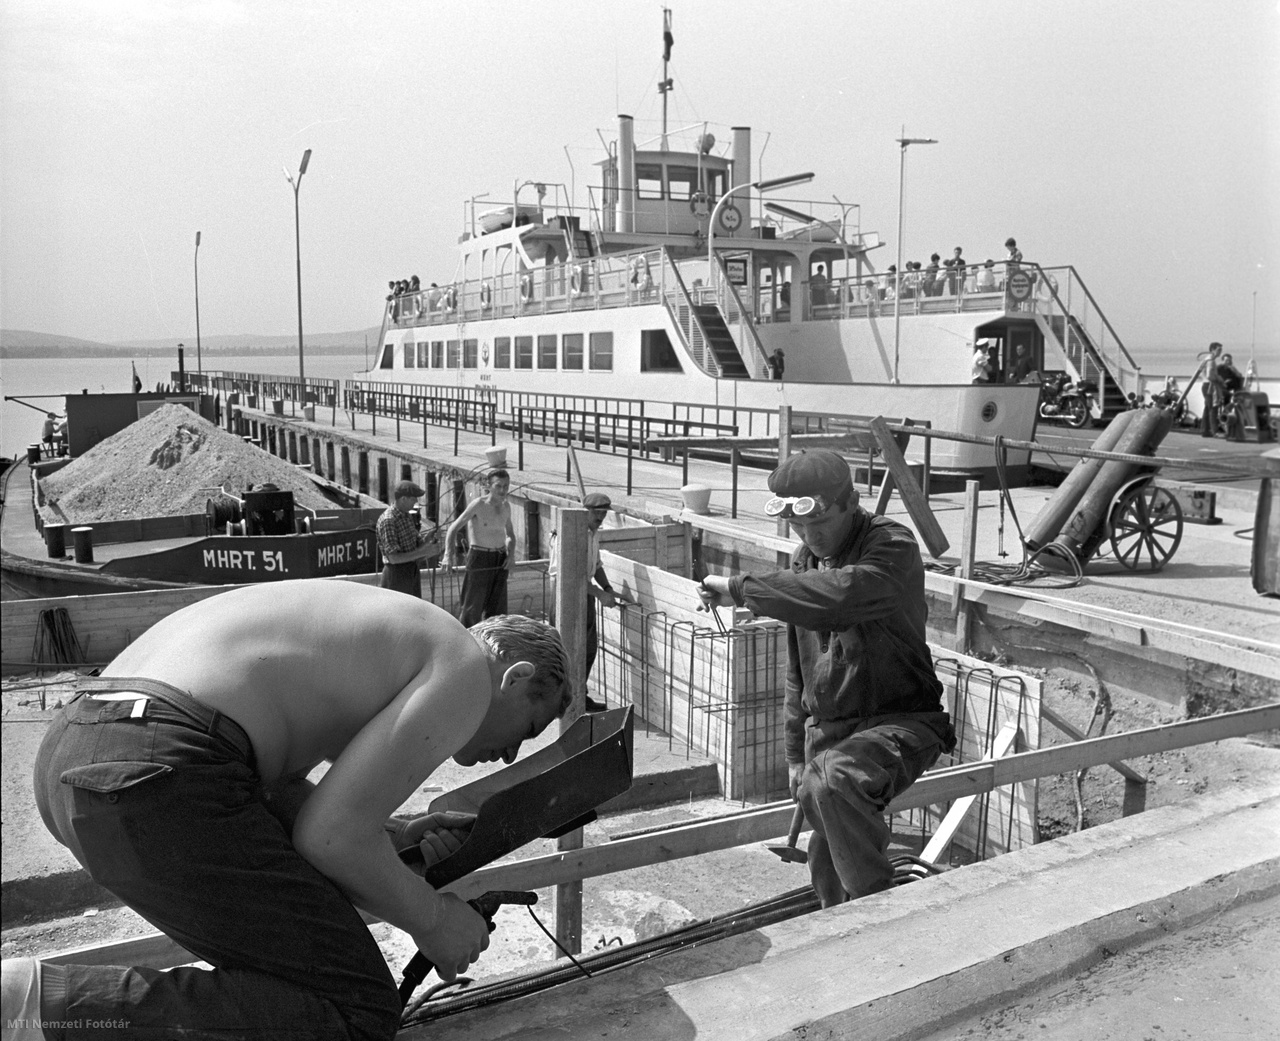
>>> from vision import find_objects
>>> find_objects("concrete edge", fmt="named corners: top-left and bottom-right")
top-left (813, 858), bottom-right (1280, 1041)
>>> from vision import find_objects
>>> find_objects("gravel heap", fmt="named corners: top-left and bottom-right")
top-left (39, 404), bottom-right (335, 523)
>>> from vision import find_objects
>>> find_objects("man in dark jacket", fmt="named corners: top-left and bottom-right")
top-left (699, 450), bottom-right (954, 906)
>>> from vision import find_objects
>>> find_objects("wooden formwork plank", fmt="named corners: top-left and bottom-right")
top-left (921, 721), bottom-right (1020, 863)
top-left (868, 416), bottom-right (948, 558)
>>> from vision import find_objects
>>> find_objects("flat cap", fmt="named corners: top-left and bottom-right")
top-left (394, 480), bottom-right (425, 498)
top-left (768, 450), bottom-right (852, 498)
top-left (582, 492), bottom-right (612, 509)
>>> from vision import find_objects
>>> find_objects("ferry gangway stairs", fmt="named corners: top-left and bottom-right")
top-left (691, 303), bottom-right (750, 379)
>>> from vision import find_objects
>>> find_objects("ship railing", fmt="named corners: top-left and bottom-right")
top-left (180, 371), bottom-right (342, 413)
top-left (381, 247), bottom-right (671, 330)
top-left (1026, 264), bottom-right (1142, 404)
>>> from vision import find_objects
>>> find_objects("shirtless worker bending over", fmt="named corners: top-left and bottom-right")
top-left (2, 579), bottom-right (571, 1040)
top-left (446, 468), bottom-right (516, 627)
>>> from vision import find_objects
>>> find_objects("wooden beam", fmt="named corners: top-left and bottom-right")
top-left (868, 416), bottom-right (948, 558)
top-left (1041, 705), bottom-right (1147, 785)
top-left (920, 721), bottom-right (1020, 864)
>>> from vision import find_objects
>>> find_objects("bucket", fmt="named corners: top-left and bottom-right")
top-left (485, 446), bottom-right (508, 468)
top-left (681, 483), bottom-right (713, 515)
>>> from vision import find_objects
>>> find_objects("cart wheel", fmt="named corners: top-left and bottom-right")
top-left (1108, 484), bottom-right (1183, 570)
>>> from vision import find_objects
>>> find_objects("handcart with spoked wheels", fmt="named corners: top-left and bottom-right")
top-left (1088, 471), bottom-right (1184, 571)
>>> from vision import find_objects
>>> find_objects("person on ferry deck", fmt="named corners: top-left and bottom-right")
top-left (409, 274), bottom-right (421, 292)
top-left (7, 580), bottom-right (572, 1041)
top-left (971, 342), bottom-right (993, 383)
top-left (698, 451), bottom-right (955, 908)
top-left (922, 254), bottom-right (941, 297)
top-left (976, 259), bottom-right (997, 292)
top-left (376, 480), bottom-right (438, 598)
top-left (945, 247), bottom-right (966, 294)
top-left (1004, 238), bottom-right (1023, 275)
top-left (768, 348), bottom-right (786, 380)
top-left (810, 264), bottom-right (830, 306)
top-left (1009, 343), bottom-right (1036, 383)
top-left (446, 469), bottom-right (516, 628)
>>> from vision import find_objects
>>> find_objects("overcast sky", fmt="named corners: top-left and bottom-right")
top-left (1, 0), bottom-right (1276, 363)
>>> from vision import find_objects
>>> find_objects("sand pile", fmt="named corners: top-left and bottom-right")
top-left (39, 404), bottom-right (334, 523)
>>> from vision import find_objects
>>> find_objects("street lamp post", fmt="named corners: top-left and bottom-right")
top-left (707, 172), bottom-right (814, 292)
top-left (892, 133), bottom-right (938, 384)
top-left (194, 231), bottom-right (202, 374)
top-left (284, 149), bottom-right (312, 400)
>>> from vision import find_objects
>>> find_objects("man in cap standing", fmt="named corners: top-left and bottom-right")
top-left (700, 450), bottom-right (954, 907)
top-left (550, 492), bottom-right (618, 712)
top-left (377, 480), bottom-right (439, 598)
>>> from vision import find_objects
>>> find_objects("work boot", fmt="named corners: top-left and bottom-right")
top-left (585, 696), bottom-right (608, 713)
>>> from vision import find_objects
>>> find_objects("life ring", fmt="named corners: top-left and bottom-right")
top-left (479, 282), bottom-right (493, 309)
top-left (570, 265), bottom-right (586, 296)
top-left (519, 274), bottom-right (534, 302)
top-left (443, 285), bottom-right (458, 311)
top-left (629, 254), bottom-right (652, 290)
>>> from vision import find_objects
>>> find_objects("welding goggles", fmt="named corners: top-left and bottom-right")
top-left (764, 494), bottom-right (831, 519)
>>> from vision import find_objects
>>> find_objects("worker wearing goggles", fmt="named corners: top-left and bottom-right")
top-left (698, 449), bottom-right (955, 908)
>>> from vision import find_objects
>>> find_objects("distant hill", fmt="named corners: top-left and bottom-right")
top-left (1, 327), bottom-right (382, 359)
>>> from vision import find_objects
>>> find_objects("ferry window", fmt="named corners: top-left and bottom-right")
top-left (589, 331), bottom-right (613, 371)
top-left (417, 342), bottom-right (429, 368)
top-left (380, 343), bottom-right (395, 369)
top-left (641, 329), bottom-right (682, 372)
top-left (494, 336), bottom-right (511, 369)
top-left (463, 339), bottom-right (478, 368)
top-left (538, 335), bottom-right (557, 369)
top-left (432, 341), bottom-right (444, 368)
top-left (704, 169), bottom-right (726, 200)
top-left (668, 166), bottom-right (697, 201)
top-left (562, 333), bottom-right (584, 370)
top-left (447, 340), bottom-right (460, 368)
top-left (403, 343), bottom-right (415, 368)
top-left (515, 335), bottom-right (533, 369)
top-left (637, 163), bottom-right (663, 200)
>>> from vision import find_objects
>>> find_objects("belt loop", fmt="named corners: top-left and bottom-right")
top-left (207, 707), bottom-right (223, 737)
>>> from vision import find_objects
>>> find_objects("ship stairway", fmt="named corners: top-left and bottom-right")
top-left (691, 304), bottom-right (750, 379)
top-left (554, 215), bottom-right (597, 259)
top-left (1032, 264), bottom-right (1143, 421)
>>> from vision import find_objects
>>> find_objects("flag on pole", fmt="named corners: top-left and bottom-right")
top-left (132, 361), bottom-right (143, 394)
top-left (663, 10), bottom-right (673, 61)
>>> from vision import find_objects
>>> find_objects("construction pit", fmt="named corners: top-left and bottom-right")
top-left (3, 408), bottom-right (1279, 1037)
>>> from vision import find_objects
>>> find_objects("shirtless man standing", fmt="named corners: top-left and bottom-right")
top-left (7, 580), bottom-right (570, 1040)
top-left (445, 469), bottom-right (516, 628)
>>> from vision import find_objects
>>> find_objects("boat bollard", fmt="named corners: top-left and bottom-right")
top-left (44, 523), bottom-right (68, 559)
top-left (27, 444), bottom-right (42, 465)
top-left (71, 526), bottom-right (95, 564)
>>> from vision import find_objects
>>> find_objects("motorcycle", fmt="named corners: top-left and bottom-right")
top-left (1038, 372), bottom-right (1096, 428)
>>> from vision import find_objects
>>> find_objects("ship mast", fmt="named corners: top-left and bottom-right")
top-left (659, 8), bottom-right (674, 150)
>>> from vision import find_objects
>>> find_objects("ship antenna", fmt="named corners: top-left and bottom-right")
top-left (659, 7), bottom-right (674, 149)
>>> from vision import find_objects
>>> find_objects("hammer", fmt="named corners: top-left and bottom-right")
top-left (766, 804), bottom-right (808, 864)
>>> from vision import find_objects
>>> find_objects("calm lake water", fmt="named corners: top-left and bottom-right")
top-left (0, 354), bottom-right (370, 460)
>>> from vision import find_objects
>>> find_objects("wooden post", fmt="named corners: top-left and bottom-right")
top-left (954, 480), bottom-right (980, 653)
top-left (868, 416), bottom-right (949, 557)
top-left (554, 507), bottom-right (590, 954)
top-left (776, 406), bottom-right (792, 539)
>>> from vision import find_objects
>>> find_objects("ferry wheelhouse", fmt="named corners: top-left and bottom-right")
top-left (360, 111), bottom-right (1142, 482)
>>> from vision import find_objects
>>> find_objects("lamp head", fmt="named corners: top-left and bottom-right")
top-left (897, 137), bottom-right (939, 148)
top-left (195, 231), bottom-right (201, 247)
top-left (753, 172), bottom-right (814, 192)
top-left (299, 148), bottom-right (312, 176)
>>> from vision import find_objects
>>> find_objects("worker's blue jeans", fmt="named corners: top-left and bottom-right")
top-left (32, 681), bottom-right (401, 1040)
top-left (798, 712), bottom-right (952, 907)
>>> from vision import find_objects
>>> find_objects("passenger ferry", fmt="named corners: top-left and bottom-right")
top-left (356, 23), bottom-right (1142, 481)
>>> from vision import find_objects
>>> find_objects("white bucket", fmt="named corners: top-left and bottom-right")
top-left (681, 483), bottom-right (712, 515)
top-left (485, 446), bottom-right (508, 468)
